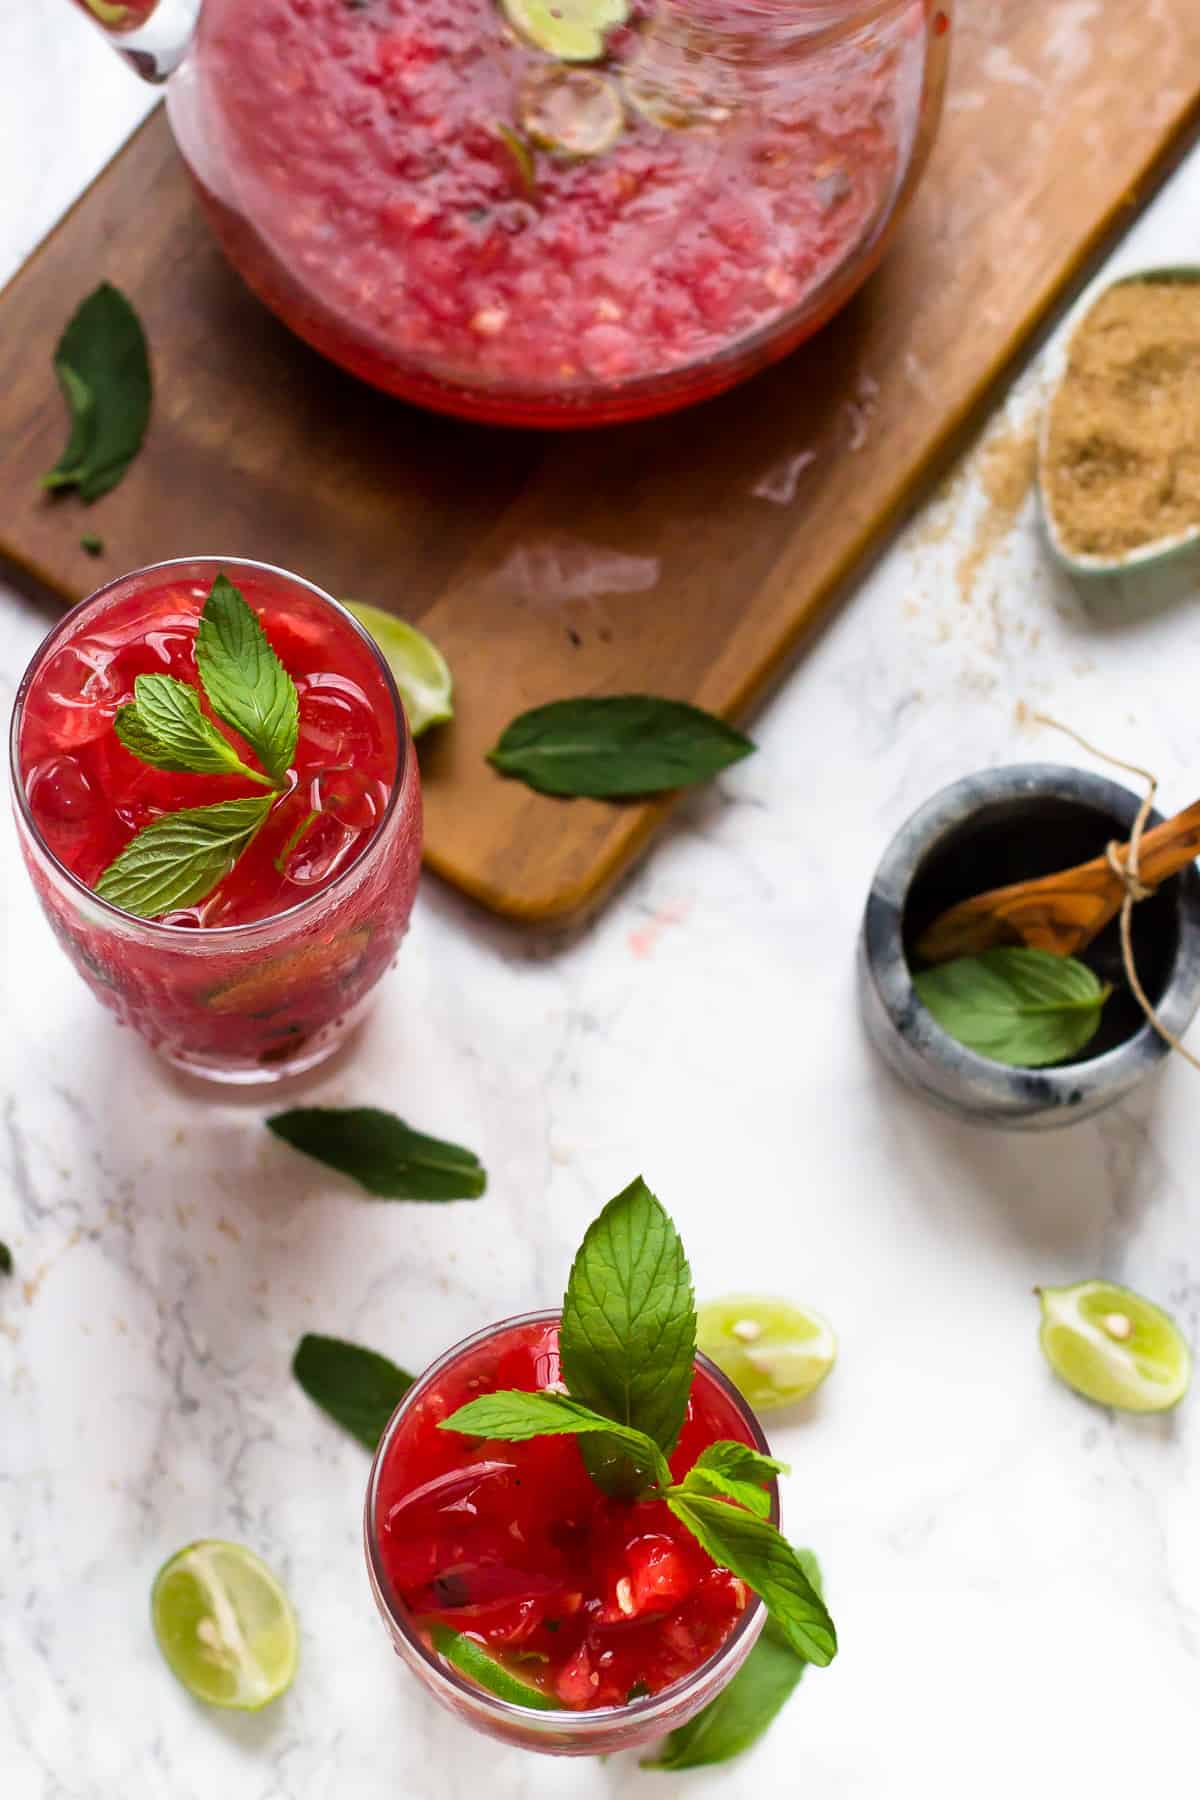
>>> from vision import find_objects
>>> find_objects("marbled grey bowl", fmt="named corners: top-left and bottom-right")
top-left (857, 764), bottom-right (1200, 1130)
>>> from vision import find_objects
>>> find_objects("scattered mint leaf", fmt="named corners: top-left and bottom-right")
top-left (94, 794), bottom-right (273, 918)
top-left (558, 1176), bottom-right (695, 1496)
top-left (487, 696), bottom-right (755, 799)
top-left (292, 1333), bottom-right (413, 1451)
top-left (42, 282), bottom-right (151, 502)
top-left (643, 1557), bottom-right (824, 1771)
top-left (913, 947), bottom-right (1109, 1068)
top-left (439, 1389), bottom-right (672, 1494)
top-left (666, 1494), bottom-right (836, 1667)
top-left (429, 1625), bottom-right (557, 1711)
top-left (0, 1242), bottom-right (11, 1276)
top-left (196, 575), bottom-right (299, 785)
top-left (266, 1107), bottom-right (486, 1201)
top-left (115, 674), bottom-right (274, 785)
top-left (80, 533), bottom-right (104, 556)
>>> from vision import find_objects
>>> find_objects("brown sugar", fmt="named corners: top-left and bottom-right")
top-left (1042, 277), bottom-right (1200, 557)
top-left (955, 413), bottom-right (1039, 601)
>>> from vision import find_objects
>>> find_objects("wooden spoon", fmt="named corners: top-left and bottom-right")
top-left (914, 796), bottom-right (1200, 965)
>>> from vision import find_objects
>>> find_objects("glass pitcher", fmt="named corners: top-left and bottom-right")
top-left (73, 0), bottom-right (952, 427)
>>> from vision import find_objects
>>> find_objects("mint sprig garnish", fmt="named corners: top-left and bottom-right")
top-left (196, 574), bottom-right (299, 784)
top-left (440, 1389), bottom-right (673, 1492)
top-left (559, 1176), bottom-right (695, 1496)
top-left (95, 574), bottom-right (301, 919)
top-left (664, 1494), bottom-right (834, 1665)
top-left (95, 794), bottom-right (274, 917)
top-left (115, 674), bottom-right (274, 784)
top-left (439, 1176), bottom-right (838, 1689)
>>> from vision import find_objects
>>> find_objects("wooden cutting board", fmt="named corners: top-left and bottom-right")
top-left (4, 3), bottom-right (1200, 924)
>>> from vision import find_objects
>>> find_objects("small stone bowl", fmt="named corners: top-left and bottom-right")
top-left (857, 763), bottom-right (1200, 1130)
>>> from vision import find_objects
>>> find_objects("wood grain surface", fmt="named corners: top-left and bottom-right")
top-left (4, 2), bottom-right (1200, 923)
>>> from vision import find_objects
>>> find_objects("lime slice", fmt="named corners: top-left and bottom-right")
top-left (519, 69), bottom-right (625, 159)
top-left (697, 1296), bottom-right (836, 1411)
top-left (1037, 1280), bottom-right (1191, 1413)
top-left (501, 0), bottom-right (627, 61)
top-left (151, 1540), bottom-right (299, 1710)
top-left (343, 601), bottom-right (453, 738)
top-left (205, 926), bottom-right (372, 1017)
top-left (430, 1624), bottom-right (557, 1710)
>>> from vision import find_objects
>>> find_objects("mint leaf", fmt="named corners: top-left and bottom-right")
top-left (42, 283), bottom-right (151, 502)
top-left (643, 1558), bottom-right (823, 1771)
top-left (94, 794), bottom-right (273, 918)
top-left (672, 1442), bottom-right (787, 1520)
top-left (115, 674), bottom-right (274, 785)
top-left (488, 697), bottom-right (755, 799)
top-left (691, 1443), bottom-right (790, 1484)
top-left (666, 1495), bottom-right (836, 1666)
top-left (0, 1242), bottom-right (11, 1277)
top-left (439, 1389), bottom-right (672, 1493)
top-left (292, 1333), bottom-right (413, 1451)
top-left (429, 1625), bottom-right (556, 1711)
top-left (266, 1107), bottom-right (486, 1201)
top-left (558, 1176), bottom-right (695, 1497)
top-left (913, 947), bottom-right (1109, 1068)
top-left (196, 575), bottom-right (299, 785)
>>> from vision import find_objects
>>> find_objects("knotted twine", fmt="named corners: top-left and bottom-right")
top-left (1033, 712), bottom-right (1200, 1073)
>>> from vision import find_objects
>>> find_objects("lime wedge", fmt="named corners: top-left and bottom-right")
top-left (1037, 1280), bottom-right (1191, 1413)
top-left (697, 1296), bottom-right (836, 1411)
top-left (430, 1624), bottom-right (557, 1710)
top-left (151, 1540), bottom-right (299, 1710)
top-left (501, 0), bottom-right (627, 61)
top-left (343, 601), bottom-right (453, 738)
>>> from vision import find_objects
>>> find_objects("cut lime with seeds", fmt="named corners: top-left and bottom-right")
top-left (1037, 1280), bottom-right (1191, 1413)
top-left (343, 601), bottom-right (453, 737)
top-left (697, 1296), bottom-right (836, 1411)
top-left (501, 0), bottom-right (627, 61)
top-left (151, 1540), bottom-right (299, 1710)
top-left (519, 68), bottom-right (624, 159)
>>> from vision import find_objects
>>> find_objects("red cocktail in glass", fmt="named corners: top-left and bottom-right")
top-left (10, 558), bottom-right (422, 1082)
top-left (364, 1312), bottom-right (777, 1754)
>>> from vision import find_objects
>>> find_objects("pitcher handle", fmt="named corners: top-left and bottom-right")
top-left (71, 0), bottom-right (202, 82)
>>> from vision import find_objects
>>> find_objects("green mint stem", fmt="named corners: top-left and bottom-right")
top-left (274, 808), bottom-right (317, 872)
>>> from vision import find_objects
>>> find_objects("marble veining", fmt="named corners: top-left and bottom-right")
top-left (3, 8), bottom-right (1200, 1798)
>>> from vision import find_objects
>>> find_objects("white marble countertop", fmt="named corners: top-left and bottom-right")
top-left (4, 10), bottom-right (1200, 1799)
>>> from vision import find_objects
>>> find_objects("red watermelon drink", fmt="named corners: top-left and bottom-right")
top-left (365, 1312), bottom-right (778, 1753)
top-left (167, 0), bottom-right (951, 425)
top-left (11, 558), bottom-right (421, 1082)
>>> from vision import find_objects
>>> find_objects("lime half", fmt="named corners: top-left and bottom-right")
top-left (1038, 1280), bottom-right (1191, 1413)
top-left (152, 1540), bottom-right (299, 1710)
top-left (697, 1296), bottom-right (836, 1411)
top-left (344, 601), bottom-right (454, 737)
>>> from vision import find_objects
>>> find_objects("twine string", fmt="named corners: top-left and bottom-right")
top-left (1033, 712), bottom-right (1200, 1072)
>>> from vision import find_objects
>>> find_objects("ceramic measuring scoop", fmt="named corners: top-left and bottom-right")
top-left (1037, 265), bottom-right (1200, 580)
